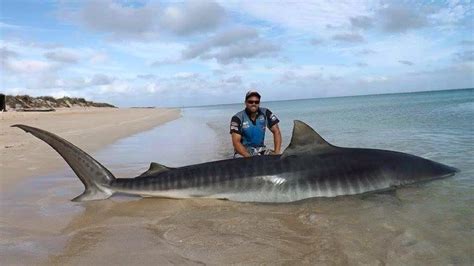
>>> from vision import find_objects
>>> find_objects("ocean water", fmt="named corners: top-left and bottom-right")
top-left (1, 89), bottom-right (473, 265)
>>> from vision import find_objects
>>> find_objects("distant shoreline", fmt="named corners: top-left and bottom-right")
top-left (0, 107), bottom-right (181, 189)
top-left (180, 87), bottom-right (474, 109)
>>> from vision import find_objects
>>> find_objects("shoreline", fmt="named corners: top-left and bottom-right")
top-left (0, 107), bottom-right (181, 189)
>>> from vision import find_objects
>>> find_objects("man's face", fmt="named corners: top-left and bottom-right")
top-left (245, 96), bottom-right (260, 113)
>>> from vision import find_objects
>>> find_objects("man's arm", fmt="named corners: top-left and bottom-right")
top-left (270, 124), bottom-right (282, 154)
top-left (265, 108), bottom-right (281, 154)
top-left (231, 133), bottom-right (251, 157)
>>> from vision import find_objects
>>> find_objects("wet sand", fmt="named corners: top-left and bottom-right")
top-left (0, 107), bottom-right (180, 189)
top-left (1, 170), bottom-right (471, 265)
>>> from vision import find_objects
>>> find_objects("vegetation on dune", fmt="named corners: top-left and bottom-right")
top-left (5, 95), bottom-right (116, 110)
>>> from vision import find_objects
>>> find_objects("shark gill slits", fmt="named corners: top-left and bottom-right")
top-left (346, 176), bottom-right (357, 194)
top-left (314, 177), bottom-right (322, 197)
top-left (367, 174), bottom-right (379, 190)
top-left (328, 176), bottom-right (339, 194)
top-left (357, 173), bottom-right (370, 191)
top-left (297, 176), bottom-right (308, 195)
top-left (318, 177), bottom-right (327, 196)
top-left (341, 174), bottom-right (353, 195)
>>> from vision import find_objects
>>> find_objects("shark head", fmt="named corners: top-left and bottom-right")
top-left (386, 153), bottom-right (459, 186)
top-left (282, 120), bottom-right (459, 186)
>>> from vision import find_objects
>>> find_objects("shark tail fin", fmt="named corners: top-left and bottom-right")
top-left (12, 124), bottom-right (115, 202)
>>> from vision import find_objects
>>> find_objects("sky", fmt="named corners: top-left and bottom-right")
top-left (0, 0), bottom-right (473, 107)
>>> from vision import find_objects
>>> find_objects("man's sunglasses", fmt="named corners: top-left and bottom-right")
top-left (246, 100), bottom-right (260, 104)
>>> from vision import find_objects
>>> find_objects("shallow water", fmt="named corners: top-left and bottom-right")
top-left (1, 89), bottom-right (473, 265)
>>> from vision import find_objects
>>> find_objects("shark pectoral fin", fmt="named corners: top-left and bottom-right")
top-left (138, 162), bottom-right (174, 177)
top-left (282, 120), bottom-right (335, 158)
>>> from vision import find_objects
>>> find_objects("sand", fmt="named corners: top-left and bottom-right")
top-left (0, 107), bottom-right (180, 189)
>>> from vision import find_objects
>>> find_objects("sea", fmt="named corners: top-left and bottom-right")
top-left (2, 88), bottom-right (473, 265)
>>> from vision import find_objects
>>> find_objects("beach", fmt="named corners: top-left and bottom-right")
top-left (0, 107), bottom-right (181, 189)
top-left (0, 90), bottom-right (472, 265)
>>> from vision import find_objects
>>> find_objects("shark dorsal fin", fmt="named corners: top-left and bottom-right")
top-left (138, 162), bottom-right (172, 177)
top-left (282, 120), bottom-right (333, 158)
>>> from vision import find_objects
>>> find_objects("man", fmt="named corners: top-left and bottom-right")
top-left (230, 91), bottom-right (282, 158)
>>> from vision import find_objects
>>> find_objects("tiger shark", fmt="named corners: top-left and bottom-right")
top-left (12, 121), bottom-right (458, 202)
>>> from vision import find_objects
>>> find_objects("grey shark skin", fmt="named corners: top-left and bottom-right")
top-left (12, 121), bottom-right (458, 202)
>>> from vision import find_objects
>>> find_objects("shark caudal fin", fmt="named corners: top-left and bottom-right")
top-left (12, 124), bottom-right (115, 202)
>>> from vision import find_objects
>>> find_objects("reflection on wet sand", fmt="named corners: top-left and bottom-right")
top-left (3, 172), bottom-right (468, 265)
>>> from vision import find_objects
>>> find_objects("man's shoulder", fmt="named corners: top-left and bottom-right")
top-left (232, 109), bottom-right (246, 119)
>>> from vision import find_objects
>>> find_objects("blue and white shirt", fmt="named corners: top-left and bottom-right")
top-left (229, 107), bottom-right (279, 148)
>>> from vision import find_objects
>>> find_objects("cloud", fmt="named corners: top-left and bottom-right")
top-left (220, 1), bottom-right (376, 37)
top-left (310, 38), bottom-right (323, 46)
top-left (223, 75), bottom-right (242, 84)
top-left (173, 72), bottom-right (199, 79)
top-left (0, 47), bottom-right (18, 59)
top-left (378, 5), bottom-right (427, 33)
top-left (3, 58), bottom-right (55, 74)
top-left (356, 48), bottom-right (376, 55)
top-left (428, 2), bottom-right (472, 29)
top-left (332, 32), bottom-right (365, 43)
top-left (210, 41), bottom-right (278, 64)
top-left (161, 0), bottom-right (225, 35)
top-left (75, 0), bottom-right (159, 40)
top-left (137, 74), bottom-right (157, 80)
top-left (150, 58), bottom-right (181, 66)
top-left (89, 74), bottom-right (114, 85)
top-left (64, 0), bottom-right (225, 40)
top-left (356, 62), bottom-right (368, 67)
top-left (182, 27), bottom-right (279, 64)
top-left (398, 60), bottom-right (414, 66)
top-left (182, 27), bottom-right (258, 59)
top-left (454, 50), bottom-right (474, 62)
top-left (459, 40), bottom-right (474, 46)
top-left (89, 52), bottom-right (108, 64)
top-left (276, 69), bottom-right (322, 84)
top-left (350, 16), bottom-right (373, 29)
top-left (97, 80), bottom-right (134, 94)
top-left (44, 49), bottom-right (81, 64)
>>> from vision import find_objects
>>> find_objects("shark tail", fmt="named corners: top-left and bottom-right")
top-left (12, 124), bottom-right (115, 202)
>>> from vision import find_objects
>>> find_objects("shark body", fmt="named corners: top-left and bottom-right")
top-left (13, 121), bottom-right (458, 202)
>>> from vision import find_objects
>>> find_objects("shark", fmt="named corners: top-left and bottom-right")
top-left (12, 120), bottom-right (458, 202)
